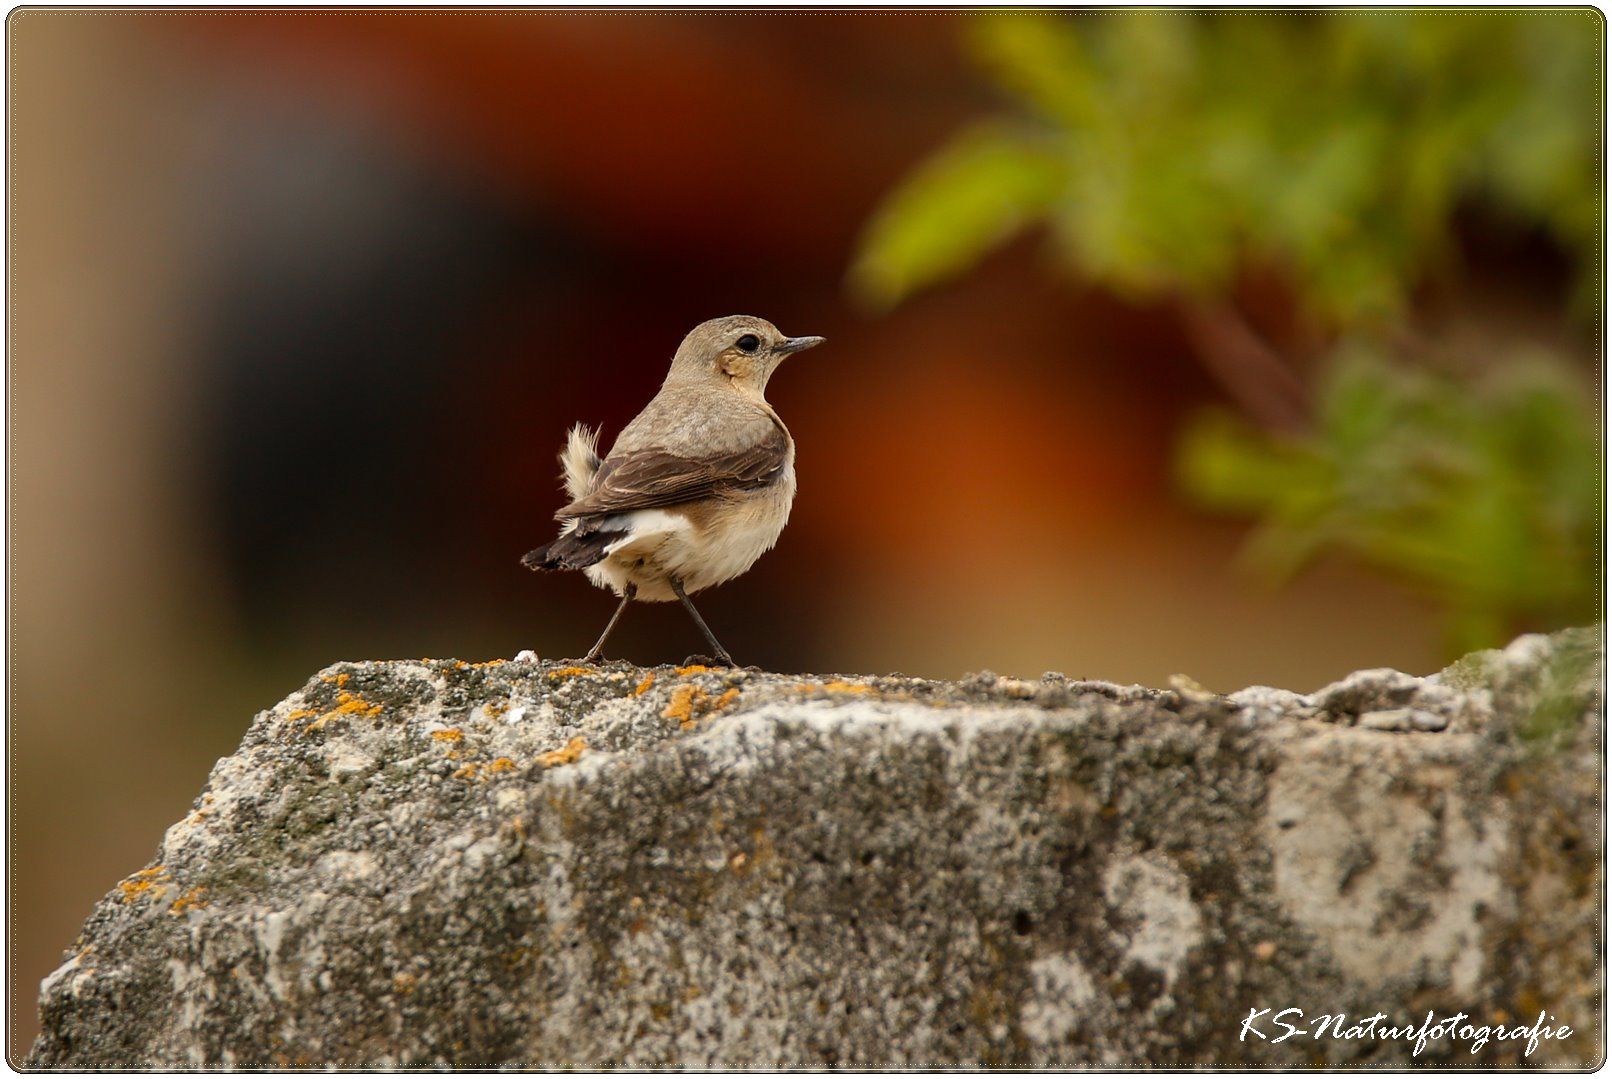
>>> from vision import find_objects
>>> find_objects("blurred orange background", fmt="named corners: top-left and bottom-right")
top-left (8, 11), bottom-right (1593, 1057)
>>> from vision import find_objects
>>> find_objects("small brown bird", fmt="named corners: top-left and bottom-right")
top-left (522, 315), bottom-right (824, 666)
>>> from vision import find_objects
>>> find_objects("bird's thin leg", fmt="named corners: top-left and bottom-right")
top-left (584, 583), bottom-right (636, 662)
top-left (669, 577), bottom-right (736, 668)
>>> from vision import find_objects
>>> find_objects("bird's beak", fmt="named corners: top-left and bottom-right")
top-left (776, 335), bottom-right (826, 356)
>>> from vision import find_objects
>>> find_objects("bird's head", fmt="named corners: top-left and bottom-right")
top-left (668, 315), bottom-right (824, 396)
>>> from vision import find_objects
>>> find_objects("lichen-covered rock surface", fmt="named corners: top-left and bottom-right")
top-left (27, 629), bottom-right (1604, 1068)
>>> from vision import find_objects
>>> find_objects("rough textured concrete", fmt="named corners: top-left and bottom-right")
top-left (26, 629), bottom-right (1604, 1068)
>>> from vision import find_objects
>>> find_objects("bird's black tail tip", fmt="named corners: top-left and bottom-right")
top-left (522, 530), bottom-right (617, 572)
top-left (521, 546), bottom-right (558, 572)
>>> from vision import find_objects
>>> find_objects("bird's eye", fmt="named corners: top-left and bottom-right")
top-left (736, 334), bottom-right (761, 354)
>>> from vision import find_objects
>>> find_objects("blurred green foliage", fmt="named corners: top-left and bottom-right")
top-left (852, 12), bottom-right (1600, 320)
top-left (851, 12), bottom-right (1602, 655)
top-left (1178, 351), bottom-right (1600, 654)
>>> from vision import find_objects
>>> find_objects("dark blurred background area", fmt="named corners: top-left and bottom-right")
top-left (8, 11), bottom-right (1600, 1056)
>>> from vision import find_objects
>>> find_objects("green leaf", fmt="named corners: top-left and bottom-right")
top-left (849, 123), bottom-right (1063, 308)
top-left (855, 13), bottom-right (1600, 324)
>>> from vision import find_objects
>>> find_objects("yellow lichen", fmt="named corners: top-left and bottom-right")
top-left (634, 673), bottom-right (657, 696)
top-left (485, 699), bottom-right (509, 718)
top-left (334, 691), bottom-right (382, 717)
top-left (468, 659), bottom-right (507, 669)
top-left (303, 689), bottom-right (383, 731)
top-left (663, 685), bottom-right (700, 728)
top-left (538, 736), bottom-right (588, 768)
top-left (547, 666), bottom-right (595, 679)
top-left (116, 866), bottom-right (170, 903)
top-left (431, 728), bottom-right (464, 742)
top-left (452, 755), bottom-right (519, 781)
top-left (286, 708), bottom-right (317, 722)
top-left (169, 886), bottom-right (208, 915)
top-left (392, 972), bottom-right (418, 995)
top-left (663, 684), bottom-right (742, 730)
top-left (674, 664), bottom-right (713, 677)
top-left (320, 672), bottom-right (351, 687)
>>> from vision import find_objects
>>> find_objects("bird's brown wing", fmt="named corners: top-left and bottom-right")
top-left (554, 424), bottom-right (789, 521)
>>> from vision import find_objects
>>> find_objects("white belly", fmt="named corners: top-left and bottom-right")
top-left (583, 464), bottom-right (796, 602)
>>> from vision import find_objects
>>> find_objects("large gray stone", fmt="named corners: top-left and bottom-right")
top-left (26, 629), bottom-right (1603, 1068)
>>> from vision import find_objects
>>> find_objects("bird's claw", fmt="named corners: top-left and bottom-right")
top-left (682, 653), bottom-right (734, 669)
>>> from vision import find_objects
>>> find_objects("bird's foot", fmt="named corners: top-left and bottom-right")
top-left (681, 653), bottom-right (735, 669)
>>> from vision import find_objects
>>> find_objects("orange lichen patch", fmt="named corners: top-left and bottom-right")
top-left (431, 728), bottom-right (464, 743)
top-left (468, 659), bottom-right (507, 669)
top-left (286, 708), bottom-right (318, 722)
top-left (116, 866), bottom-right (170, 903)
top-left (674, 664), bottom-right (714, 677)
top-left (663, 684), bottom-right (741, 730)
top-left (634, 673), bottom-right (657, 696)
top-left (546, 666), bottom-right (595, 680)
top-left (320, 672), bottom-right (351, 687)
top-left (334, 691), bottom-right (382, 717)
top-left (663, 685), bottom-right (700, 728)
top-left (303, 690), bottom-right (384, 732)
top-left (453, 756), bottom-right (520, 781)
top-left (538, 736), bottom-right (588, 768)
top-left (485, 700), bottom-right (509, 718)
top-left (392, 972), bottom-right (418, 995)
top-left (822, 680), bottom-right (873, 694)
top-left (169, 886), bottom-right (209, 915)
top-left (453, 660), bottom-right (470, 671)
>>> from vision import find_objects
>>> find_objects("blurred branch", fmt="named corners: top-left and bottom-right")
top-left (1177, 299), bottom-right (1311, 434)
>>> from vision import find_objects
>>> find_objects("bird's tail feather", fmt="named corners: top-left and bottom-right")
top-left (521, 528), bottom-right (621, 572)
